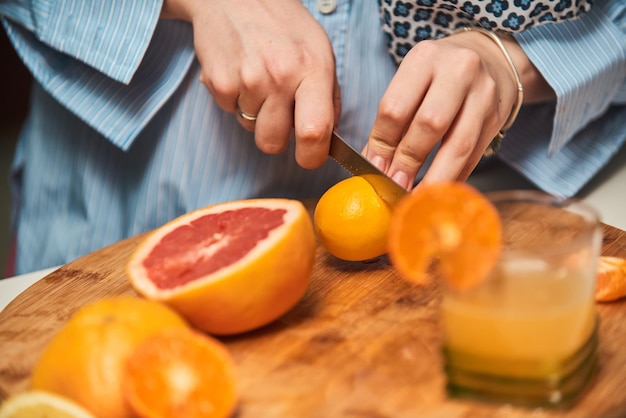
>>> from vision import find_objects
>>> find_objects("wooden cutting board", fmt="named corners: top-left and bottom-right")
top-left (1, 210), bottom-right (626, 417)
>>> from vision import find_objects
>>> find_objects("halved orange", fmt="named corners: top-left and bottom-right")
top-left (388, 182), bottom-right (502, 290)
top-left (123, 328), bottom-right (237, 418)
top-left (596, 256), bottom-right (626, 302)
top-left (127, 198), bottom-right (316, 335)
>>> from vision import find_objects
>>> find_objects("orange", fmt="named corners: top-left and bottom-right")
top-left (123, 328), bottom-right (238, 418)
top-left (388, 182), bottom-right (502, 290)
top-left (127, 198), bottom-right (316, 335)
top-left (314, 176), bottom-right (393, 261)
top-left (31, 296), bottom-right (189, 418)
top-left (0, 391), bottom-right (96, 418)
top-left (596, 256), bottom-right (626, 302)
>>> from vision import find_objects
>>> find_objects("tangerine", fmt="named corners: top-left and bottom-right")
top-left (30, 296), bottom-right (188, 418)
top-left (314, 176), bottom-right (393, 261)
top-left (127, 198), bottom-right (316, 335)
top-left (388, 182), bottom-right (502, 290)
top-left (596, 256), bottom-right (626, 302)
top-left (123, 328), bottom-right (238, 418)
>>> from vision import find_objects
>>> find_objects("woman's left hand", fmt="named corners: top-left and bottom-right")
top-left (364, 30), bottom-right (521, 190)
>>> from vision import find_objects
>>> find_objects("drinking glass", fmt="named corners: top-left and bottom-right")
top-left (442, 190), bottom-right (601, 408)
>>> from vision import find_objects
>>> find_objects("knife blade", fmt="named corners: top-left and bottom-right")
top-left (329, 132), bottom-right (407, 206)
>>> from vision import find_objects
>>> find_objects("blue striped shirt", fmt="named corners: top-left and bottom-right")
top-left (1, 0), bottom-right (625, 274)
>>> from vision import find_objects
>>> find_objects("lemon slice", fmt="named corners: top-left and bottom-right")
top-left (0, 391), bottom-right (95, 418)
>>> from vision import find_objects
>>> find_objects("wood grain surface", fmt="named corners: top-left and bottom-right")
top-left (1, 209), bottom-right (626, 417)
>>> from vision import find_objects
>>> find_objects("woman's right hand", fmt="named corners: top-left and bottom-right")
top-left (161, 0), bottom-right (341, 170)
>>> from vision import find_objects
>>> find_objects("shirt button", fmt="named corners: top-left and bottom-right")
top-left (317, 0), bottom-right (337, 14)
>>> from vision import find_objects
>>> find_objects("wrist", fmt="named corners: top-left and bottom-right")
top-left (499, 34), bottom-right (556, 103)
top-left (448, 27), bottom-right (524, 153)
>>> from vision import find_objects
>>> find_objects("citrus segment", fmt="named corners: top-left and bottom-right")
top-left (596, 256), bottom-right (626, 302)
top-left (388, 182), bottom-right (502, 290)
top-left (127, 198), bottom-right (316, 335)
top-left (123, 328), bottom-right (238, 418)
top-left (0, 391), bottom-right (96, 418)
top-left (31, 297), bottom-right (188, 418)
top-left (314, 176), bottom-right (393, 261)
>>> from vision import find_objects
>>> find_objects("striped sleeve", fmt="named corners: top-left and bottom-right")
top-left (0, 0), bottom-right (164, 84)
top-left (513, 0), bottom-right (626, 154)
top-left (1, 3), bottom-right (196, 150)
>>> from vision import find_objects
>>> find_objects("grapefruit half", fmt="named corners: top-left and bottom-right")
top-left (127, 198), bottom-right (316, 335)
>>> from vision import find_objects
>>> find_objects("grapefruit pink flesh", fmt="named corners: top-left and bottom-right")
top-left (144, 207), bottom-right (287, 290)
top-left (127, 199), bottom-right (316, 335)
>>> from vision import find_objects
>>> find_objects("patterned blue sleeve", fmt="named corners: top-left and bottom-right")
top-left (513, 0), bottom-right (626, 153)
top-left (0, 1), bottom-right (196, 150)
top-left (380, 0), bottom-right (594, 63)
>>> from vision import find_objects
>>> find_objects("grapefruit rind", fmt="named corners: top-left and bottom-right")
top-left (127, 198), bottom-right (316, 335)
top-left (388, 182), bottom-right (502, 291)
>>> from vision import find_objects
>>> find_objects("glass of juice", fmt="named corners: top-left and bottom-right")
top-left (442, 190), bottom-right (601, 408)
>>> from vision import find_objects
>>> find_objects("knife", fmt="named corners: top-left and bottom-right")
top-left (328, 132), bottom-right (407, 206)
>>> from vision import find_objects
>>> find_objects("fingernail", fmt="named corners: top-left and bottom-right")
top-left (392, 171), bottom-right (410, 190)
top-left (371, 155), bottom-right (386, 172)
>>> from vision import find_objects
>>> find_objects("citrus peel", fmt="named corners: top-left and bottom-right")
top-left (122, 328), bottom-right (237, 418)
top-left (127, 198), bottom-right (316, 335)
top-left (388, 182), bottom-right (502, 290)
top-left (314, 176), bottom-right (393, 261)
top-left (596, 256), bottom-right (626, 302)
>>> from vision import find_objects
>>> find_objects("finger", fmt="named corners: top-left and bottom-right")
top-left (236, 98), bottom-right (262, 132)
top-left (234, 61), bottom-right (270, 131)
top-left (366, 60), bottom-right (431, 172)
top-left (292, 72), bottom-right (336, 169)
top-left (332, 72), bottom-right (342, 127)
top-left (421, 89), bottom-right (498, 184)
top-left (253, 95), bottom-right (294, 154)
top-left (201, 71), bottom-right (240, 114)
top-left (385, 75), bottom-right (469, 189)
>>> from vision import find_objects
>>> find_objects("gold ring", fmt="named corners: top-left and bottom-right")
top-left (237, 108), bottom-right (257, 122)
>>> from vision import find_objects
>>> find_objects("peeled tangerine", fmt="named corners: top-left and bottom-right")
top-left (127, 198), bottom-right (317, 335)
top-left (596, 256), bottom-right (626, 302)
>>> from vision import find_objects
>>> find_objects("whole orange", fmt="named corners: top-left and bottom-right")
top-left (127, 198), bottom-right (316, 335)
top-left (30, 296), bottom-right (189, 418)
top-left (314, 176), bottom-right (394, 261)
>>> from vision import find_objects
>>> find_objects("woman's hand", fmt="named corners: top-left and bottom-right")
top-left (364, 31), bottom-right (530, 190)
top-left (162, 0), bottom-right (341, 169)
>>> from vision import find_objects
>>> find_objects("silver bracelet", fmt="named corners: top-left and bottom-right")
top-left (453, 26), bottom-right (524, 156)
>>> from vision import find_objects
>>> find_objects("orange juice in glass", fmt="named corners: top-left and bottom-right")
top-left (442, 190), bottom-right (601, 408)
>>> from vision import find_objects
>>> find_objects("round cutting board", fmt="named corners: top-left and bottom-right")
top-left (1, 223), bottom-right (626, 417)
